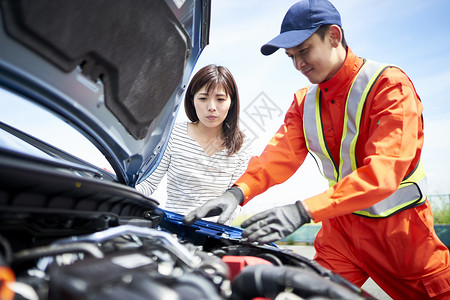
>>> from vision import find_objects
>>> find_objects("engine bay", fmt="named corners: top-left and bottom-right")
top-left (0, 150), bottom-right (376, 299)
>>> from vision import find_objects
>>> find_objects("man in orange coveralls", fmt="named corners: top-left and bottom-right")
top-left (183, 0), bottom-right (450, 298)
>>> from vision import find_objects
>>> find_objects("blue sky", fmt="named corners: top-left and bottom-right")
top-left (171, 0), bottom-right (450, 213)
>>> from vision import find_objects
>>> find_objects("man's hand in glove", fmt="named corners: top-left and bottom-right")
top-left (183, 186), bottom-right (244, 225)
top-left (240, 200), bottom-right (311, 244)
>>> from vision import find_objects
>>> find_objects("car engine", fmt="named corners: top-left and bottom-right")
top-left (0, 141), bottom-right (376, 300)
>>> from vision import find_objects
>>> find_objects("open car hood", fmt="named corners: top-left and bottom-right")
top-left (0, 0), bottom-right (210, 186)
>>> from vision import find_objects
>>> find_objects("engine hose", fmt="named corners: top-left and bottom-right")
top-left (230, 264), bottom-right (365, 300)
top-left (0, 235), bottom-right (12, 264)
top-left (13, 242), bottom-right (104, 263)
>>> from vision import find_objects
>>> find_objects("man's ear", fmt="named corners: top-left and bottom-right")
top-left (328, 25), bottom-right (342, 48)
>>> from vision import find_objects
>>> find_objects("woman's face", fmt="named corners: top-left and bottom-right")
top-left (193, 84), bottom-right (231, 129)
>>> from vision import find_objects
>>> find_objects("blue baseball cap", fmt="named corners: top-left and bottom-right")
top-left (261, 0), bottom-right (341, 56)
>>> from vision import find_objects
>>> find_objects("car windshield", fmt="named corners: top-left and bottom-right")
top-left (0, 87), bottom-right (112, 172)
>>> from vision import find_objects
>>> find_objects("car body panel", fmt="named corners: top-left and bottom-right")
top-left (0, 0), bottom-right (210, 185)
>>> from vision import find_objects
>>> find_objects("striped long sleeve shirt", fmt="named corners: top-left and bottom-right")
top-left (137, 122), bottom-right (252, 224)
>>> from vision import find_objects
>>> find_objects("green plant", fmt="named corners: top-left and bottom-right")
top-left (429, 195), bottom-right (450, 224)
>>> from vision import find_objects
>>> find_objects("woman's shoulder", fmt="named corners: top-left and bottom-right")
top-left (171, 122), bottom-right (190, 137)
top-left (173, 121), bottom-right (188, 131)
top-left (170, 122), bottom-right (197, 149)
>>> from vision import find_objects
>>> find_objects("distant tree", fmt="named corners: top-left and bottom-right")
top-left (429, 195), bottom-right (450, 224)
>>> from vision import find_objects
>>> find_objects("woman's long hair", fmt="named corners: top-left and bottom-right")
top-left (184, 64), bottom-right (244, 156)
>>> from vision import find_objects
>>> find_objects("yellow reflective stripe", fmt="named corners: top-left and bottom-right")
top-left (302, 87), bottom-right (316, 154)
top-left (339, 62), bottom-right (389, 180)
top-left (303, 86), bottom-right (337, 182)
top-left (303, 125), bottom-right (311, 152)
top-left (339, 72), bottom-right (361, 180)
top-left (349, 66), bottom-right (386, 173)
top-left (314, 89), bottom-right (339, 181)
top-left (354, 195), bottom-right (427, 218)
top-left (354, 161), bottom-right (427, 217)
top-left (405, 159), bottom-right (426, 182)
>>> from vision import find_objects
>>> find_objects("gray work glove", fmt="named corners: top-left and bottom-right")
top-left (241, 200), bottom-right (311, 244)
top-left (183, 186), bottom-right (244, 225)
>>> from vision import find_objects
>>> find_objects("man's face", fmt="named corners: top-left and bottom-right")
top-left (285, 32), bottom-right (337, 84)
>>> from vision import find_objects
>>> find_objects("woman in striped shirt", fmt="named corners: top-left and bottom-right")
top-left (137, 64), bottom-right (251, 225)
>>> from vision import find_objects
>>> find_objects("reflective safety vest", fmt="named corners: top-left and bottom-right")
top-left (303, 60), bottom-right (427, 218)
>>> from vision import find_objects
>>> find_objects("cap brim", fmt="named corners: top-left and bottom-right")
top-left (260, 27), bottom-right (319, 56)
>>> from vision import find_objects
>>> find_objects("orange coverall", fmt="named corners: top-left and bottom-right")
top-left (235, 48), bottom-right (450, 299)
